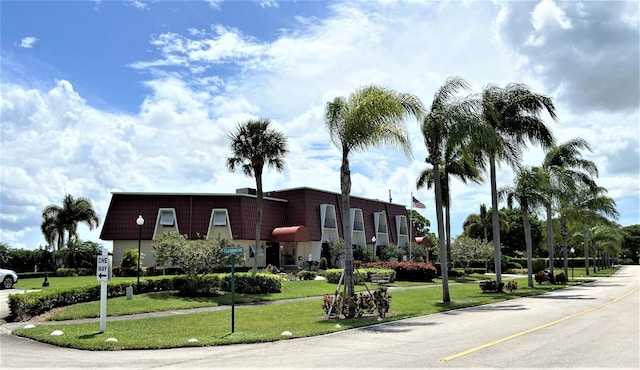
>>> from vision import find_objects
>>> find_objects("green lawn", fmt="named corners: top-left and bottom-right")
top-left (11, 268), bottom-right (617, 351)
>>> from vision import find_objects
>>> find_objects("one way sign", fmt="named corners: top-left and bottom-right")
top-left (96, 253), bottom-right (112, 282)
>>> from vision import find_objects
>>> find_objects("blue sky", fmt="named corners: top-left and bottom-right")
top-left (1, 0), bottom-right (639, 251)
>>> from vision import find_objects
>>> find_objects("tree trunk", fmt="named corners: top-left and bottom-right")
top-left (433, 163), bottom-right (450, 302)
top-left (522, 206), bottom-right (534, 288)
top-left (546, 203), bottom-right (555, 279)
top-left (583, 223), bottom-right (590, 276)
top-left (254, 171), bottom-right (264, 276)
top-left (489, 158), bottom-right (502, 284)
top-left (445, 203), bottom-right (452, 269)
top-left (340, 152), bottom-right (356, 317)
top-left (561, 216), bottom-right (569, 278)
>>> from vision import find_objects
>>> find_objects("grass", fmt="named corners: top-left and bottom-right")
top-left (11, 268), bottom-right (618, 350)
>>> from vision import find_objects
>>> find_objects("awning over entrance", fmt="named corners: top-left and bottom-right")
top-left (270, 226), bottom-right (311, 242)
top-left (415, 236), bottom-right (430, 248)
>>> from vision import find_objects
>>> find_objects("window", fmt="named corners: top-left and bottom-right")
top-left (213, 209), bottom-right (227, 226)
top-left (160, 210), bottom-right (175, 226)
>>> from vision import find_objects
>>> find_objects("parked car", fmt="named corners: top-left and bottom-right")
top-left (0, 268), bottom-right (18, 289)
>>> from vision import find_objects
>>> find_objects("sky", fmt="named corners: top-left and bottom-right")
top-left (1, 0), bottom-right (639, 252)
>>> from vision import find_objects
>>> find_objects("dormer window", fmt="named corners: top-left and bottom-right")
top-left (160, 210), bottom-right (175, 226)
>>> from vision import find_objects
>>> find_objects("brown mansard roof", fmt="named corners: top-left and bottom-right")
top-left (99, 187), bottom-right (411, 244)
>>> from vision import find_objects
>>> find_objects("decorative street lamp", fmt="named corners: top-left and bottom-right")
top-left (570, 247), bottom-right (575, 281)
top-left (136, 215), bottom-right (144, 290)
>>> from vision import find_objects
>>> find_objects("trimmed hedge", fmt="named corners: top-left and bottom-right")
top-left (7, 273), bottom-right (281, 322)
top-left (362, 261), bottom-right (437, 282)
top-left (321, 268), bottom-right (396, 285)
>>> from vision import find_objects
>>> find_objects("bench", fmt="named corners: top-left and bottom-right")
top-left (370, 273), bottom-right (390, 286)
top-left (479, 279), bottom-right (504, 293)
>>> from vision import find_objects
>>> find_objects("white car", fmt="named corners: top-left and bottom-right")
top-left (0, 268), bottom-right (18, 289)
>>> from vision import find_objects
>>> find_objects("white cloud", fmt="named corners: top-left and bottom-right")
top-left (1, 1), bottom-right (638, 250)
top-left (19, 36), bottom-right (38, 48)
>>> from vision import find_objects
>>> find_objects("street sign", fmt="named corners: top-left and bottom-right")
top-left (96, 254), bottom-right (112, 282)
top-left (223, 246), bottom-right (244, 255)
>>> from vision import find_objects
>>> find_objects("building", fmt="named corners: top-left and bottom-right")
top-left (99, 187), bottom-right (416, 269)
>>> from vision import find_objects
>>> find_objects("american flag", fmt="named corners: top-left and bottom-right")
top-left (412, 196), bottom-right (426, 209)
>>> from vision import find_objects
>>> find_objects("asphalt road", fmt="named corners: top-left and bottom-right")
top-left (1, 266), bottom-right (638, 370)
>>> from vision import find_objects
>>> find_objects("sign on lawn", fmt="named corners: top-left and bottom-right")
top-left (223, 246), bottom-right (244, 255)
top-left (96, 254), bottom-right (112, 282)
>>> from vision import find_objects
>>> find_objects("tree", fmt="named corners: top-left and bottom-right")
top-left (41, 194), bottom-right (100, 267)
top-left (451, 235), bottom-right (493, 269)
top-left (621, 225), bottom-right (640, 264)
top-left (498, 167), bottom-right (547, 287)
top-left (417, 138), bottom-right (483, 268)
top-left (563, 184), bottom-right (618, 275)
top-left (463, 206), bottom-right (510, 242)
top-left (326, 84), bottom-right (423, 315)
top-left (420, 76), bottom-right (475, 303)
top-left (407, 209), bottom-right (431, 236)
top-left (536, 138), bottom-right (597, 278)
top-left (472, 83), bottom-right (557, 284)
top-left (227, 118), bottom-right (289, 275)
top-left (153, 231), bottom-right (234, 277)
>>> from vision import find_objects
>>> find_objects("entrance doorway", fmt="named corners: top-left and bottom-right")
top-left (265, 242), bottom-right (281, 268)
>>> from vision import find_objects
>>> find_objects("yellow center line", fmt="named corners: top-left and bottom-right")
top-left (437, 285), bottom-right (639, 363)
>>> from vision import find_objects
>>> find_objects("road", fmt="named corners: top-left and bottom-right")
top-left (1, 266), bottom-right (638, 369)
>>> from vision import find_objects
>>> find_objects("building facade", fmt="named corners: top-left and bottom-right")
top-left (100, 187), bottom-right (414, 270)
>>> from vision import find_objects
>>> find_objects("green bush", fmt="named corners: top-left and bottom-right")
top-left (318, 257), bottom-right (328, 270)
top-left (172, 275), bottom-right (222, 296)
top-left (220, 273), bottom-right (281, 294)
top-left (362, 261), bottom-right (436, 282)
top-left (297, 270), bottom-right (317, 280)
top-left (7, 278), bottom-right (170, 321)
top-left (321, 268), bottom-right (390, 285)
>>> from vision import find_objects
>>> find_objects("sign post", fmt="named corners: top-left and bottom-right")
top-left (96, 248), bottom-right (112, 333)
top-left (222, 246), bottom-right (243, 333)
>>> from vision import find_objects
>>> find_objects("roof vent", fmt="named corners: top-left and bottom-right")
top-left (236, 188), bottom-right (257, 195)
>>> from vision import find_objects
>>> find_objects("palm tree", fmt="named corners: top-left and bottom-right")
top-left (498, 167), bottom-right (547, 287)
top-left (419, 76), bottom-right (476, 302)
top-left (567, 185), bottom-right (618, 275)
top-left (472, 83), bottom-right (557, 284)
top-left (227, 118), bottom-right (289, 275)
top-left (41, 194), bottom-right (100, 267)
top-left (417, 139), bottom-right (483, 268)
top-left (537, 138), bottom-right (597, 279)
top-left (326, 84), bottom-right (423, 314)
top-left (588, 224), bottom-right (624, 271)
top-left (463, 206), bottom-right (510, 241)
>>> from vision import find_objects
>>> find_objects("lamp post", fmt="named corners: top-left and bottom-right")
top-left (307, 253), bottom-right (313, 280)
top-left (136, 215), bottom-right (144, 290)
top-left (371, 236), bottom-right (376, 259)
top-left (570, 247), bottom-right (575, 281)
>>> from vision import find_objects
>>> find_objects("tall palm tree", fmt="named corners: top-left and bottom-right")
top-left (420, 76), bottom-right (475, 302)
top-left (326, 84), bottom-right (423, 314)
top-left (417, 140), bottom-right (483, 268)
top-left (536, 138), bottom-right (597, 279)
top-left (227, 118), bottom-right (289, 275)
top-left (472, 83), bottom-right (557, 284)
top-left (41, 194), bottom-right (100, 266)
top-left (498, 167), bottom-right (547, 287)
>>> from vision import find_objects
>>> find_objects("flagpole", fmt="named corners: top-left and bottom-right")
top-left (409, 192), bottom-right (413, 261)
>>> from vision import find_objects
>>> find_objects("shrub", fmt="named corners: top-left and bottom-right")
top-left (362, 261), bottom-right (437, 282)
top-left (297, 270), bottom-right (317, 281)
top-left (121, 248), bottom-right (142, 270)
top-left (220, 273), bottom-right (281, 294)
top-left (172, 274), bottom-right (223, 296)
top-left (554, 272), bottom-right (567, 284)
top-left (506, 280), bottom-right (518, 293)
top-left (318, 257), bottom-right (328, 270)
top-left (535, 270), bottom-right (550, 284)
top-left (322, 287), bottom-right (391, 318)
